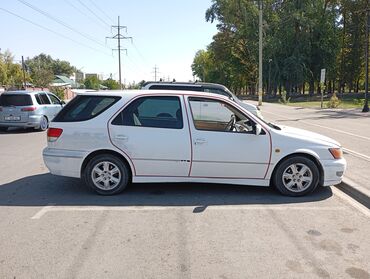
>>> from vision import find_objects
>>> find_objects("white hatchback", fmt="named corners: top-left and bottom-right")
top-left (43, 90), bottom-right (346, 196)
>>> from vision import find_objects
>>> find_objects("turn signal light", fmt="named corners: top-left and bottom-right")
top-left (329, 148), bottom-right (343, 159)
top-left (21, 106), bottom-right (37, 111)
top-left (47, 128), bottom-right (63, 142)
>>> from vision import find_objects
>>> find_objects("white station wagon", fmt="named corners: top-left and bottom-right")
top-left (43, 90), bottom-right (346, 196)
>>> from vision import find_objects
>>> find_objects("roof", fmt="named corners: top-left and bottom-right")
top-left (3, 90), bottom-right (50, 95)
top-left (142, 81), bottom-right (229, 90)
top-left (53, 75), bottom-right (76, 85)
top-left (72, 89), bottom-right (231, 101)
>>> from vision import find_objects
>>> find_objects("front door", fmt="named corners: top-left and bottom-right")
top-left (186, 96), bottom-right (271, 179)
top-left (109, 95), bottom-right (191, 177)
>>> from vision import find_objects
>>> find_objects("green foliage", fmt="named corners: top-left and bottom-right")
top-left (101, 79), bottom-right (120, 90)
top-left (84, 76), bottom-right (100, 90)
top-left (193, 0), bottom-right (367, 95)
top-left (49, 86), bottom-right (66, 100)
top-left (352, 98), bottom-right (365, 106)
top-left (326, 93), bottom-right (341, 108)
top-left (0, 49), bottom-right (30, 87)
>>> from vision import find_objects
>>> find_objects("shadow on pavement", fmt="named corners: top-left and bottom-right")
top-left (0, 127), bottom-right (43, 135)
top-left (0, 173), bottom-right (333, 207)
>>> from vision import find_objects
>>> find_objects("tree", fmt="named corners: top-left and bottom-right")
top-left (102, 78), bottom-right (120, 90)
top-left (84, 76), bottom-right (100, 90)
top-left (0, 49), bottom-right (29, 87)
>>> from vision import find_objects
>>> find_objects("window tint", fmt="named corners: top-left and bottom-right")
top-left (188, 97), bottom-right (254, 133)
top-left (39, 93), bottom-right (51, 104)
top-left (48, 94), bottom-right (61, 105)
top-left (0, 94), bottom-right (33, 106)
top-left (203, 88), bottom-right (232, 99)
top-left (112, 96), bottom-right (183, 129)
top-left (53, 95), bottom-right (120, 122)
top-left (35, 94), bottom-right (42, 105)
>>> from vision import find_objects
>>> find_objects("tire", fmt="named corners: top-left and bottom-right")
top-left (0, 127), bottom-right (8, 132)
top-left (83, 154), bottom-right (129, 195)
top-left (273, 156), bottom-right (320, 197)
top-left (39, 116), bottom-right (49, 131)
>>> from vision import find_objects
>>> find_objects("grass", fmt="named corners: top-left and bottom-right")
top-left (269, 99), bottom-right (366, 109)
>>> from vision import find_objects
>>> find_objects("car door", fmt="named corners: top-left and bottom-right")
top-left (186, 96), bottom-right (271, 179)
top-left (37, 93), bottom-right (54, 120)
top-left (47, 93), bottom-right (63, 118)
top-left (109, 95), bottom-right (191, 177)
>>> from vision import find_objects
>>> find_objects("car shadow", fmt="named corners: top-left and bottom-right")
top-left (0, 173), bottom-right (333, 207)
top-left (0, 127), bottom-right (42, 134)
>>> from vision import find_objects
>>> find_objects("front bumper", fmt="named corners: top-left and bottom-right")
top-left (43, 148), bottom-right (87, 178)
top-left (321, 158), bottom-right (347, 186)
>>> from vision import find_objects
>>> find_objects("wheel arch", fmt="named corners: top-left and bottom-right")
top-left (80, 149), bottom-right (133, 182)
top-left (270, 152), bottom-right (324, 187)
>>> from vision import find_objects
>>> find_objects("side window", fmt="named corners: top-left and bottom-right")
top-left (48, 94), bottom-right (61, 105)
top-left (39, 93), bottom-right (51, 105)
top-left (204, 88), bottom-right (233, 99)
top-left (35, 94), bottom-right (43, 105)
top-left (188, 97), bottom-right (254, 133)
top-left (53, 96), bottom-right (120, 122)
top-left (112, 96), bottom-right (183, 129)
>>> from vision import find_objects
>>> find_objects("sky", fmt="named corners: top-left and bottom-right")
top-left (0, 0), bottom-right (218, 84)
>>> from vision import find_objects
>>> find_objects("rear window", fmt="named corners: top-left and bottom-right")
top-left (0, 94), bottom-right (33, 106)
top-left (53, 95), bottom-right (120, 122)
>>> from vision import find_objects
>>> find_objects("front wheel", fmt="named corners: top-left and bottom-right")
top-left (273, 156), bottom-right (320, 197)
top-left (83, 154), bottom-right (129, 195)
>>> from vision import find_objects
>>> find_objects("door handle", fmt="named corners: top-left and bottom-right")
top-left (194, 138), bottom-right (206, 145)
top-left (115, 135), bottom-right (128, 141)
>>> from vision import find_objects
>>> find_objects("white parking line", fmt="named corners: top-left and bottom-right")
top-left (263, 110), bottom-right (370, 142)
top-left (343, 148), bottom-right (370, 162)
top-left (30, 205), bottom-right (346, 219)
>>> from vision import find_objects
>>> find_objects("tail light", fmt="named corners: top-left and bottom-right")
top-left (21, 106), bottom-right (37, 112)
top-left (47, 128), bottom-right (63, 142)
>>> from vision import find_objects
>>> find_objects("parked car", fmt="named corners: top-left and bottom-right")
top-left (0, 91), bottom-right (64, 131)
top-left (142, 81), bottom-right (263, 119)
top-left (43, 90), bottom-right (346, 197)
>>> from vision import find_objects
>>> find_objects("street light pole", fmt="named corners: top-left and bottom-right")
top-left (363, 6), bottom-right (369, 112)
top-left (258, 0), bottom-right (263, 106)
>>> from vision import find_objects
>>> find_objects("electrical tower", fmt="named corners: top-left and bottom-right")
top-left (152, 65), bottom-right (159, 81)
top-left (106, 16), bottom-right (132, 89)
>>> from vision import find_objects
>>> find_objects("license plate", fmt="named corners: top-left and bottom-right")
top-left (5, 116), bottom-right (21, 121)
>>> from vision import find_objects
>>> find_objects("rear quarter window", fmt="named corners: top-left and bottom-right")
top-left (53, 95), bottom-right (120, 122)
top-left (0, 94), bottom-right (33, 106)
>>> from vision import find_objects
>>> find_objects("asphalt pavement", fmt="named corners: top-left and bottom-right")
top-left (0, 127), bottom-right (370, 278)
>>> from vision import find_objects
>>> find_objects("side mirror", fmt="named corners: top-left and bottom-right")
top-left (255, 123), bottom-right (262, 135)
top-left (60, 101), bottom-right (66, 106)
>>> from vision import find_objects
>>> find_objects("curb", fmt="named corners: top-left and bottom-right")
top-left (335, 177), bottom-right (370, 209)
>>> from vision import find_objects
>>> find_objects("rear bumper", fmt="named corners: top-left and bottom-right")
top-left (321, 158), bottom-right (347, 186)
top-left (0, 115), bottom-right (43, 128)
top-left (43, 148), bottom-right (87, 178)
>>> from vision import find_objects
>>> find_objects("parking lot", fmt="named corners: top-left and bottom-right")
top-left (0, 126), bottom-right (369, 279)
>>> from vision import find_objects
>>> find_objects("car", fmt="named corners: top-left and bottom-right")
top-left (0, 90), bottom-right (64, 131)
top-left (142, 81), bottom-right (263, 119)
top-left (42, 90), bottom-right (346, 197)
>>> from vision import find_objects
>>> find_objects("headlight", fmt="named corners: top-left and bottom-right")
top-left (329, 148), bottom-right (343, 159)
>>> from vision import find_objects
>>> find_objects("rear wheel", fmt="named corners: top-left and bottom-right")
top-left (38, 116), bottom-right (49, 131)
top-left (273, 156), bottom-right (320, 197)
top-left (84, 154), bottom-right (129, 195)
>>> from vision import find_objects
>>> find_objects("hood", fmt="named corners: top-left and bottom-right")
top-left (279, 125), bottom-right (341, 147)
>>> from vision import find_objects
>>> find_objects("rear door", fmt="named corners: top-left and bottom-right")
top-left (0, 94), bottom-right (33, 123)
top-left (47, 93), bottom-right (63, 118)
top-left (109, 95), bottom-right (191, 177)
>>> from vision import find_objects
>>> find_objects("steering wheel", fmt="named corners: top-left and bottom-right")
top-left (225, 114), bottom-right (236, 131)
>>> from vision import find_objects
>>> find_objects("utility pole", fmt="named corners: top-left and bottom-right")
top-left (21, 56), bottom-right (26, 89)
top-left (363, 4), bottom-right (369, 112)
top-left (258, 0), bottom-right (263, 106)
top-left (106, 16), bottom-right (132, 89)
top-left (152, 65), bottom-right (159, 81)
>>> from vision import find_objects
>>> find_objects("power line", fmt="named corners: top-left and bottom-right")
top-left (106, 16), bottom-right (133, 89)
top-left (77, 0), bottom-right (111, 28)
top-left (65, 0), bottom-right (108, 31)
top-left (0, 7), bottom-right (112, 57)
top-left (88, 0), bottom-right (115, 25)
top-left (152, 65), bottom-right (160, 81)
top-left (17, 0), bottom-right (108, 49)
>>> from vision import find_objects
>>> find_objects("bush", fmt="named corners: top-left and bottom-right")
top-left (278, 91), bottom-right (290, 105)
top-left (326, 93), bottom-right (341, 108)
top-left (49, 86), bottom-right (66, 100)
top-left (353, 98), bottom-right (364, 106)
